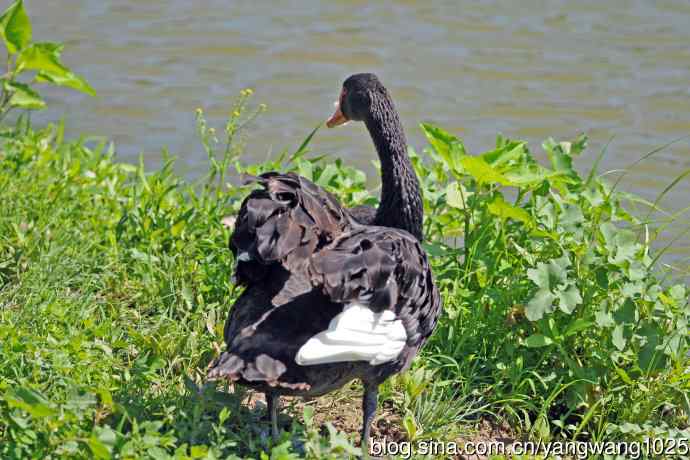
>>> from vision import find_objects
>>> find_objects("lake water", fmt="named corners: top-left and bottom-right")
top-left (23, 0), bottom-right (690, 275)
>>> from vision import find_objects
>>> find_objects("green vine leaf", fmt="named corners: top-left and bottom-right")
top-left (17, 42), bottom-right (95, 96)
top-left (17, 42), bottom-right (65, 74)
top-left (420, 122), bottom-right (465, 172)
top-left (487, 194), bottom-right (533, 226)
top-left (460, 155), bottom-right (513, 186)
top-left (0, 0), bottom-right (31, 54)
top-left (481, 138), bottom-right (527, 167)
top-left (35, 70), bottom-right (95, 96)
top-left (5, 80), bottom-right (45, 109)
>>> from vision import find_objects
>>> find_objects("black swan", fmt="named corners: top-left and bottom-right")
top-left (208, 73), bottom-right (442, 448)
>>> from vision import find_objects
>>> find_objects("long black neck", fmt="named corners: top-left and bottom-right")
top-left (365, 95), bottom-right (424, 241)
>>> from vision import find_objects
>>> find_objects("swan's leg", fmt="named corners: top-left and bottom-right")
top-left (361, 382), bottom-right (378, 455)
top-left (266, 392), bottom-right (280, 442)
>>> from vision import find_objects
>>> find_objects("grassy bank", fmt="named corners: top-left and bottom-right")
top-left (1, 96), bottom-right (689, 459)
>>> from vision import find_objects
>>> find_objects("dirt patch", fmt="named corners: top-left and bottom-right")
top-left (239, 382), bottom-right (404, 442)
top-left (238, 384), bottom-right (523, 459)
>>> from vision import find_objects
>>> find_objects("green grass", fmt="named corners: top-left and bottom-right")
top-left (1, 95), bottom-right (689, 459)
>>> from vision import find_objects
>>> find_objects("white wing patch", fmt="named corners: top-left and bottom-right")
top-left (237, 251), bottom-right (252, 262)
top-left (295, 303), bottom-right (406, 366)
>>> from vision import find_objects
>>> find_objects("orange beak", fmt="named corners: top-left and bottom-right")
top-left (326, 101), bottom-right (348, 128)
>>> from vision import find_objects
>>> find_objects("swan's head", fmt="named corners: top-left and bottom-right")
top-left (327, 73), bottom-right (388, 128)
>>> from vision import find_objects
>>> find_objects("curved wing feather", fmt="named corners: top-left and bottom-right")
top-left (307, 226), bottom-right (441, 349)
top-left (230, 172), bottom-right (352, 284)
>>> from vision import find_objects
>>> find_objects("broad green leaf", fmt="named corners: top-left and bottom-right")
top-left (564, 318), bottom-right (593, 337)
top-left (595, 308), bottom-right (614, 328)
top-left (535, 196), bottom-right (557, 229)
top-left (529, 227), bottom-right (559, 240)
top-left (600, 222), bottom-right (638, 264)
top-left (5, 80), bottom-right (45, 109)
top-left (612, 324), bottom-right (626, 351)
top-left (36, 69), bottom-right (96, 96)
top-left (557, 284), bottom-right (582, 314)
top-left (548, 254), bottom-right (570, 285)
top-left (621, 281), bottom-right (643, 298)
top-left (421, 242), bottom-right (449, 258)
top-left (665, 333), bottom-right (682, 357)
top-left (17, 42), bottom-right (66, 74)
top-left (459, 155), bottom-right (513, 186)
top-left (0, 0), bottom-right (31, 54)
top-left (481, 139), bottom-right (526, 167)
top-left (611, 233), bottom-right (638, 265)
top-left (618, 422), bottom-right (642, 434)
top-left (487, 194), bottom-right (533, 225)
top-left (524, 334), bottom-right (554, 347)
top-left (638, 323), bottom-right (666, 371)
top-left (669, 284), bottom-right (686, 301)
top-left (12, 386), bottom-right (50, 406)
top-left (445, 181), bottom-right (472, 209)
top-left (527, 255), bottom-right (570, 292)
top-left (65, 391), bottom-right (96, 411)
top-left (560, 203), bottom-right (585, 230)
top-left (420, 123), bottom-right (465, 171)
top-left (613, 298), bottom-right (637, 325)
top-left (146, 446), bottom-right (167, 460)
top-left (170, 219), bottom-right (186, 237)
top-left (526, 289), bottom-right (555, 321)
top-left (5, 386), bottom-right (56, 418)
top-left (527, 264), bottom-right (550, 290)
top-left (614, 366), bottom-right (633, 385)
top-left (627, 261), bottom-right (646, 281)
top-left (17, 42), bottom-right (96, 96)
top-left (190, 446), bottom-right (209, 458)
top-left (316, 163), bottom-right (338, 187)
top-left (503, 162), bottom-right (555, 187)
top-left (95, 425), bottom-right (117, 448)
top-left (88, 438), bottom-right (112, 460)
top-left (582, 183), bottom-right (605, 207)
top-left (297, 158), bottom-right (313, 181)
top-left (600, 222), bottom-right (617, 252)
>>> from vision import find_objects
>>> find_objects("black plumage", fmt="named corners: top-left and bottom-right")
top-left (207, 73), bottom-right (442, 447)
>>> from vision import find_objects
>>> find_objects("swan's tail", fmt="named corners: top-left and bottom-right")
top-left (206, 351), bottom-right (311, 391)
